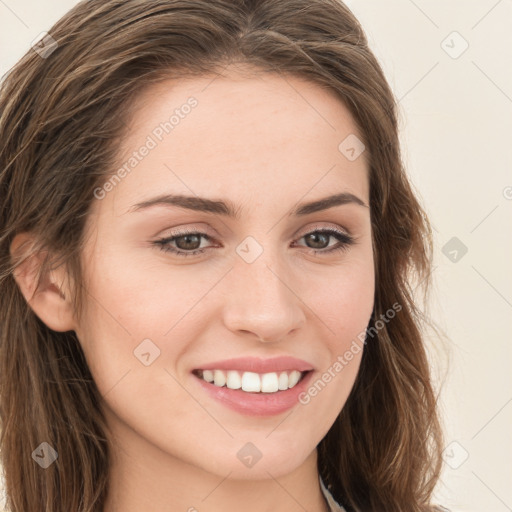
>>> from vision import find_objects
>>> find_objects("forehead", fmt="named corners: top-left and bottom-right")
top-left (98, 67), bottom-right (369, 217)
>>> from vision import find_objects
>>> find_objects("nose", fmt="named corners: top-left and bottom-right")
top-left (221, 251), bottom-right (306, 343)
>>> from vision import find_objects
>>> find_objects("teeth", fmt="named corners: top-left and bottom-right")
top-left (213, 370), bottom-right (226, 387)
top-left (261, 372), bottom-right (278, 393)
top-left (242, 371), bottom-right (261, 392)
top-left (288, 370), bottom-right (302, 388)
top-left (226, 370), bottom-right (242, 390)
top-left (196, 369), bottom-right (306, 393)
top-left (202, 369), bottom-right (214, 383)
top-left (278, 371), bottom-right (289, 390)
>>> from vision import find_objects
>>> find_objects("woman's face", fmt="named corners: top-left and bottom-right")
top-left (77, 67), bottom-right (374, 480)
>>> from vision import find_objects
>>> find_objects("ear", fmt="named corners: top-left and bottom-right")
top-left (10, 232), bottom-right (76, 332)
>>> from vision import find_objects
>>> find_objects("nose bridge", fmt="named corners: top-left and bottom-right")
top-left (222, 239), bottom-right (306, 342)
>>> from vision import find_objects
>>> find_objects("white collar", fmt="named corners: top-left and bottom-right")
top-left (319, 474), bottom-right (347, 512)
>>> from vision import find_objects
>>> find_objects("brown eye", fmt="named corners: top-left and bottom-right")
top-left (294, 229), bottom-right (355, 255)
top-left (173, 233), bottom-right (202, 251)
top-left (153, 228), bottom-right (355, 258)
top-left (154, 231), bottom-right (213, 257)
top-left (304, 232), bottom-right (330, 249)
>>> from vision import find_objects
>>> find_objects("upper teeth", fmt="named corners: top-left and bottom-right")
top-left (198, 369), bottom-right (304, 393)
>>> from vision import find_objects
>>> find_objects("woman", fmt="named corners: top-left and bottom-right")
top-left (0, 0), bottom-right (447, 510)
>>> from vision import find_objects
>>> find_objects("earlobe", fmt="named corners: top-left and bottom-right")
top-left (10, 232), bottom-right (76, 333)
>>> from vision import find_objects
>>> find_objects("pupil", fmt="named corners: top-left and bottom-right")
top-left (306, 232), bottom-right (328, 249)
top-left (177, 234), bottom-right (200, 250)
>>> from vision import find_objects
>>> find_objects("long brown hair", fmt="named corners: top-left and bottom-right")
top-left (0, 0), bottom-right (447, 510)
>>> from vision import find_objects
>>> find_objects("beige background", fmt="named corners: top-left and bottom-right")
top-left (1, 1), bottom-right (511, 511)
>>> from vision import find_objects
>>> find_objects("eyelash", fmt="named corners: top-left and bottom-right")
top-left (153, 227), bottom-right (355, 258)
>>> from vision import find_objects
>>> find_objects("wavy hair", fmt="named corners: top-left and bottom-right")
top-left (0, 0), bottom-right (446, 510)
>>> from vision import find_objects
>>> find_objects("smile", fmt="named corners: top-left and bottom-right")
top-left (192, 369), bottom-right (308, 393)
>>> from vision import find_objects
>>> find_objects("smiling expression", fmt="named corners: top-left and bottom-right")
top-left (75, 66), bottom-right (375, 480)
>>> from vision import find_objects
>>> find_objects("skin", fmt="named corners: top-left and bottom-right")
top-left (12, 66), bottom-right (375, 512)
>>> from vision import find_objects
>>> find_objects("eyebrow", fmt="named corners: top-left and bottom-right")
top-left (128, 192), bottom-right (368, 218)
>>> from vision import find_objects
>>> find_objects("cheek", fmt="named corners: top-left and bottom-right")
top-left (305, 253), bottom-right (375, 344)
top-left (74, 246), bottom-right (198, 393)
top-left (81, 241), bottom-right (207, 339)
top-left (298, 253), bottom-right (374, 411)
top-left (298, 286), bottom-right (372, 437)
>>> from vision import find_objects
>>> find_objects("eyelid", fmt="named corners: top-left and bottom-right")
top-left (156, 221), bottom-right (352, 242)
top-left (157, 224), bottom-right (217, 239)
top-left (152, 221), bottom-right (357, 260)
top-left (295, 221), bottom-right (352, 238)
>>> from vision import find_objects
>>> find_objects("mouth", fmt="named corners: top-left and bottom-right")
top-left (192, 368), bottom-right (312, 394)
top-left (189, 355), bottom-right (315, 416)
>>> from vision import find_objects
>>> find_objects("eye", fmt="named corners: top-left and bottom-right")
top-left (152, 227), bottom-right (355, 258)
top-left (293, 228), bottom-right (355, 255)
top-left (153, 229), bottom-right (214, 257)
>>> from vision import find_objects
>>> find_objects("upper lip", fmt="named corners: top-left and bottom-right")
top-left (193, 356), bottom-right (314, 374)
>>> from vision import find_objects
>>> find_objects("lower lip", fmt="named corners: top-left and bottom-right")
top-left (192, 371), bottom-right (314, 417)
